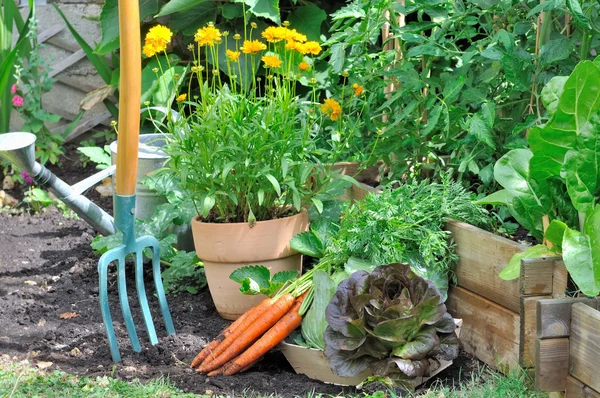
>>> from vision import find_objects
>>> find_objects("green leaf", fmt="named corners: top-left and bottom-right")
top-left (407, 42), bottom-right (444, 58)
top-left (566, 0), bottom-right (592, 30)
top-left (344, 257), bottom-right (377, 274)
top-left (229, 265), bottom-right (271, 288)
top-left (290, 231), bottom-right (324, 258)
top-left (240, 278), bottom-right (263, 295)
top-left (540, 76), bottom-right (568, 117)
top-left (329, 43), bottom-right (346, 74)
top-left (563, 207), bottom-right (600, 296)
top-left (545, 220), bottom-right (568, 248)
top-left (540, 37), bottom-right (574, 67)
top-left (272, 270), bottom-right (298, 284)
top-left (301, 271), bottom-right (337, 350)
top-left (311, 198), bottom-right (323, 214)
top-left (265, 173), bottom-right (281, 196)
top-left (77, 146), bottom-right (111, 169)
top-left (233, 0), bottom-right (281, 24)
top-left (169, 2), bottom-right (219, 36)
top-left (474, 189), bottom-right (511, 206)
top-left (257, 189), bottom-right (265, 206)
top-left (157, 0), bottom-right (212, 16)
top-left (392, 326), bottom-right (438, 360)
top-left (469, 103), bottom-right (495, 149)
top-left (502, 54), bottom-right (532, 91)
top-left (287, 5), bottom-right (326, 42)
top-left (499, 245), bottom-right (555, 280)
top-left (470, 0), bottom-right (500, 9)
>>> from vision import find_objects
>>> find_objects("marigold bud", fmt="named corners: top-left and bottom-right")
top-left (251, 22), bottom-right (257, 29)
top-left (152, 67), bottom-right (159, 73)
top-left (234, 33), bottom-right (241, 40)
top-left (283, 21), bottom-right (290, 27)
top-left (110, 120), bottom-right (117, 126)
top-left (341, 71), bottom-right (349, 77)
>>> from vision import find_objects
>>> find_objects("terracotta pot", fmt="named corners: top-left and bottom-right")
top-left (191, 210), bottom-right (309, 320)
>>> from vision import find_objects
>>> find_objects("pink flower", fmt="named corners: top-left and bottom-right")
top-left (10, 84), bottom-right (17, 94)
top-left (21, 171), bottom-right (34, 185)
top-left (12, 95), bottom-right (24, 107)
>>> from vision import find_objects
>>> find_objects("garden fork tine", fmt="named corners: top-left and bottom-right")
top-left (98, 0), bottom-right (174, 362)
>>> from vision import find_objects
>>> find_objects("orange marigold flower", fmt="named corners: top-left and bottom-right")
top-left (321, 98), bottom-right (342, 121)
top-left (240, 40), bottom-right (267, 54)
top-left (177, 93), bottom-right (187, 102)
top-left (195, 25), bottom-right (222, 47)
top-left (298, 61), bottom-right (310, 71)
top-left (262, 55), bottom-right (282, 68)
top-left (285, 40), bottom-right (299, 51)
top-left (352, 83), bottom-right (364, 96)
top-left (226, 49), bottom-right (241, 62)
top-left (290, 29), bottom-right (307, 43)
top-left (143, 43), bottom-right (158, 58)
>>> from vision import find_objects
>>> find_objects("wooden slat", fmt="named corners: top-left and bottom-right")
top-left (46, 36), bottom-right (80, 52)
top-left (570, 303), bottom-right (600, 393)
top-left (537, 298), bottom-right (597, 339)
top-left (446, 286), bottom-right (520, 373)
top-left (55, 75), bottom-right (101, 94)
top-left (553, 260), bottom-right (568, 298)
top-left (38, 24), bottom-right (64, 44)
top-left (535, 338), bottom-right (569, 391)
top-left (351, 182), bottom-right (382, 201)
top-left (446, 220), bottom-right (526, 312)
top-left (566, 375), bottom-right (600, 398)
top-left (64, 110), bottom-right (113, 142)
top-left (521, 295), bottom-right (548, 367)
top-left (49, 49), bottom-right (86, 78)
top-left (520, 257), bottom-right (558, 295)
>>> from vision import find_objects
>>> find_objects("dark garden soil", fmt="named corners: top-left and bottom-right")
top-left (0, 149), bottom-right (484, 397)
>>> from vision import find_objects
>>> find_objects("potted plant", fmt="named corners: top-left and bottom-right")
top-left (146, 22), bottom-right (352, 319)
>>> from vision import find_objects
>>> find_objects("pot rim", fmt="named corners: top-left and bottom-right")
top-left (191, 207), bottom-right (307, 227)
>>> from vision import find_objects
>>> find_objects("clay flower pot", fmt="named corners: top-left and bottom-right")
top-left (191, 210), bottom-right (309, 320)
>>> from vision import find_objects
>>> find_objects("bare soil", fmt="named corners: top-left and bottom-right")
top-left (0, 149), bottom-right (483, 397)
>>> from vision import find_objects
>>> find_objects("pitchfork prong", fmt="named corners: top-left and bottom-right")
top-left (98, 250), bottom-right (121, 362)
top-left (142, 236), bottom-right (175, 336)
top-left (135, 249), bottom-right (158, 345)
top-left (117, 256), bottom-right (141, 352)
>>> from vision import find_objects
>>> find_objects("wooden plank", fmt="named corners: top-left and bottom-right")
top-left (521, 257), bottom-right (558, 295)
top-left (55, 75), bottom-right (101, 94)
top-left (49, 49), bottom-right (86, 78)
top-left (553, 260), bottom-right (569, 298)
top-left (64, 110), bottom-right (113, 142)
top-left (566, 375), bottom-right (600, 398)
top-left (570, 303), bottom-right (600, 393)
top-left (521, 295), bottom-right (548, 367)
top-left (537, 298), bottom-right (597, 339)
top-left (38, 24), bottom-right (64, 44)
top-left (446, 286), bottom-right (520, 373)
top-left (535, 338), bottom-right (569, 391)
top-left (446, 220), bottom-right (527, 312)
top-left (351, 182), bottom-right (381, 201)
top-left (46, 36), bottom-right (80, 53)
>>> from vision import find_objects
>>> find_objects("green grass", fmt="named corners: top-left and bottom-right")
top-left (0, 360), bottom-right (547, 398)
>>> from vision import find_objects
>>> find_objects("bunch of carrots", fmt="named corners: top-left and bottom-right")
top-left (190, 268), bottom-right (320, 376)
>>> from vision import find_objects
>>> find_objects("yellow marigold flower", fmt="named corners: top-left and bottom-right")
top-left (298, 61), bottom-right (310, 71)
top-left (303, 41), bottom-right (322, 55)
top-left (285, 40), bottom-right (298, 51)
top-left (352, 83), bottom-right (364, 96)
top-left (321, 98), bottom-right (341, 121)
top-left (291, 30), bottom-right (307, 43)
top-left (177, 93), bottom-right (187, 102)
top-left (143, 43), bottom-right (158, 58)
top-left (144, 25), bottom-right (172, 56)
top-left (262, 26), bottom-right (286, 43)
top-left (226, 49), bottom-right (241, 62)
top-left (195, 25), bottom-right (222, 47)
top-left (262, 55), bottom-right (282, 68)
top-left (240, 40), bottom-right (267, 54)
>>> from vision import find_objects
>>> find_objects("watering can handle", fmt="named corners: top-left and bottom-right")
top-left (115, 0), bottom-right (142, 196)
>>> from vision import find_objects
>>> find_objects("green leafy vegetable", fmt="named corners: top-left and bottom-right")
top-left (229, 265), bottom-right (298, 297)
top-left (324, 263), bottom-right (458, 385)
top-left (300, 271), bottom-right (337, 350)
top-left (499, 245), bottom-right (556, 280)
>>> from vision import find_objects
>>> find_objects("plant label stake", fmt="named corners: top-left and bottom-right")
top-left (98, 0), bottom-right (174, 362)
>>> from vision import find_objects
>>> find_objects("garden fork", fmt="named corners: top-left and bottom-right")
top-left (98, 0), bottom-right (174, 362)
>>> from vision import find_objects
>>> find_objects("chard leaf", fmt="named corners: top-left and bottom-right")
top-left (499, 244), bottom-right (556, 280)
top-left (301, 271), bottom-right (337, 350)
top-left (545, 220), bottom-right (568, 248)
top-left (563, 206), bottom-right (600, 296)
top-left (540, 76), bottom-right (568, 118)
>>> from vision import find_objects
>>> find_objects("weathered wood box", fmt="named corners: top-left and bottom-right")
top-left (352, 182), bottom-right (568, 374)
top-left (535, 298), bottom-right (600, 397)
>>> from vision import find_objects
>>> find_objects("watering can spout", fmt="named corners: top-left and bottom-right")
top-left (0, 132), bottom-right (116, 236)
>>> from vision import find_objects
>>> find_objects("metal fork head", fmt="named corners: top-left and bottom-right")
top-left (98, 195), bottom-right (175, 362)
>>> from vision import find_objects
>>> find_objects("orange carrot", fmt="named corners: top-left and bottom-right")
top-left (222, 293), bottom-right (307, 376)
top-left (196, 293), bottom-right (295, 373)
top-left (190, 309), bottom-right (251, 368)
top-left (200, 297), bottom-right (274, 366)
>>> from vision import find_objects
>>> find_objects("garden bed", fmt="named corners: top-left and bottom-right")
top-left (0, 197), bottom-right (482, 396)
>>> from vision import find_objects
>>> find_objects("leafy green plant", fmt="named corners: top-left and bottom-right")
top-left (23, 187), bottom-right (77, 218)
top-left (229, 265), bottom-right (298, 297)
top-left (0, 0), bottom-right (33, 134)
top-left (478, 59), bottom-right (600, 296)
top-left (77, 145), bottom-right (112, 170)
top-left (324, 263), bottom-right (458, 388)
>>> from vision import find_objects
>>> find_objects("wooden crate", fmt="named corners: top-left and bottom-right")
top-left (445, 220), bottom-right (568, 374)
